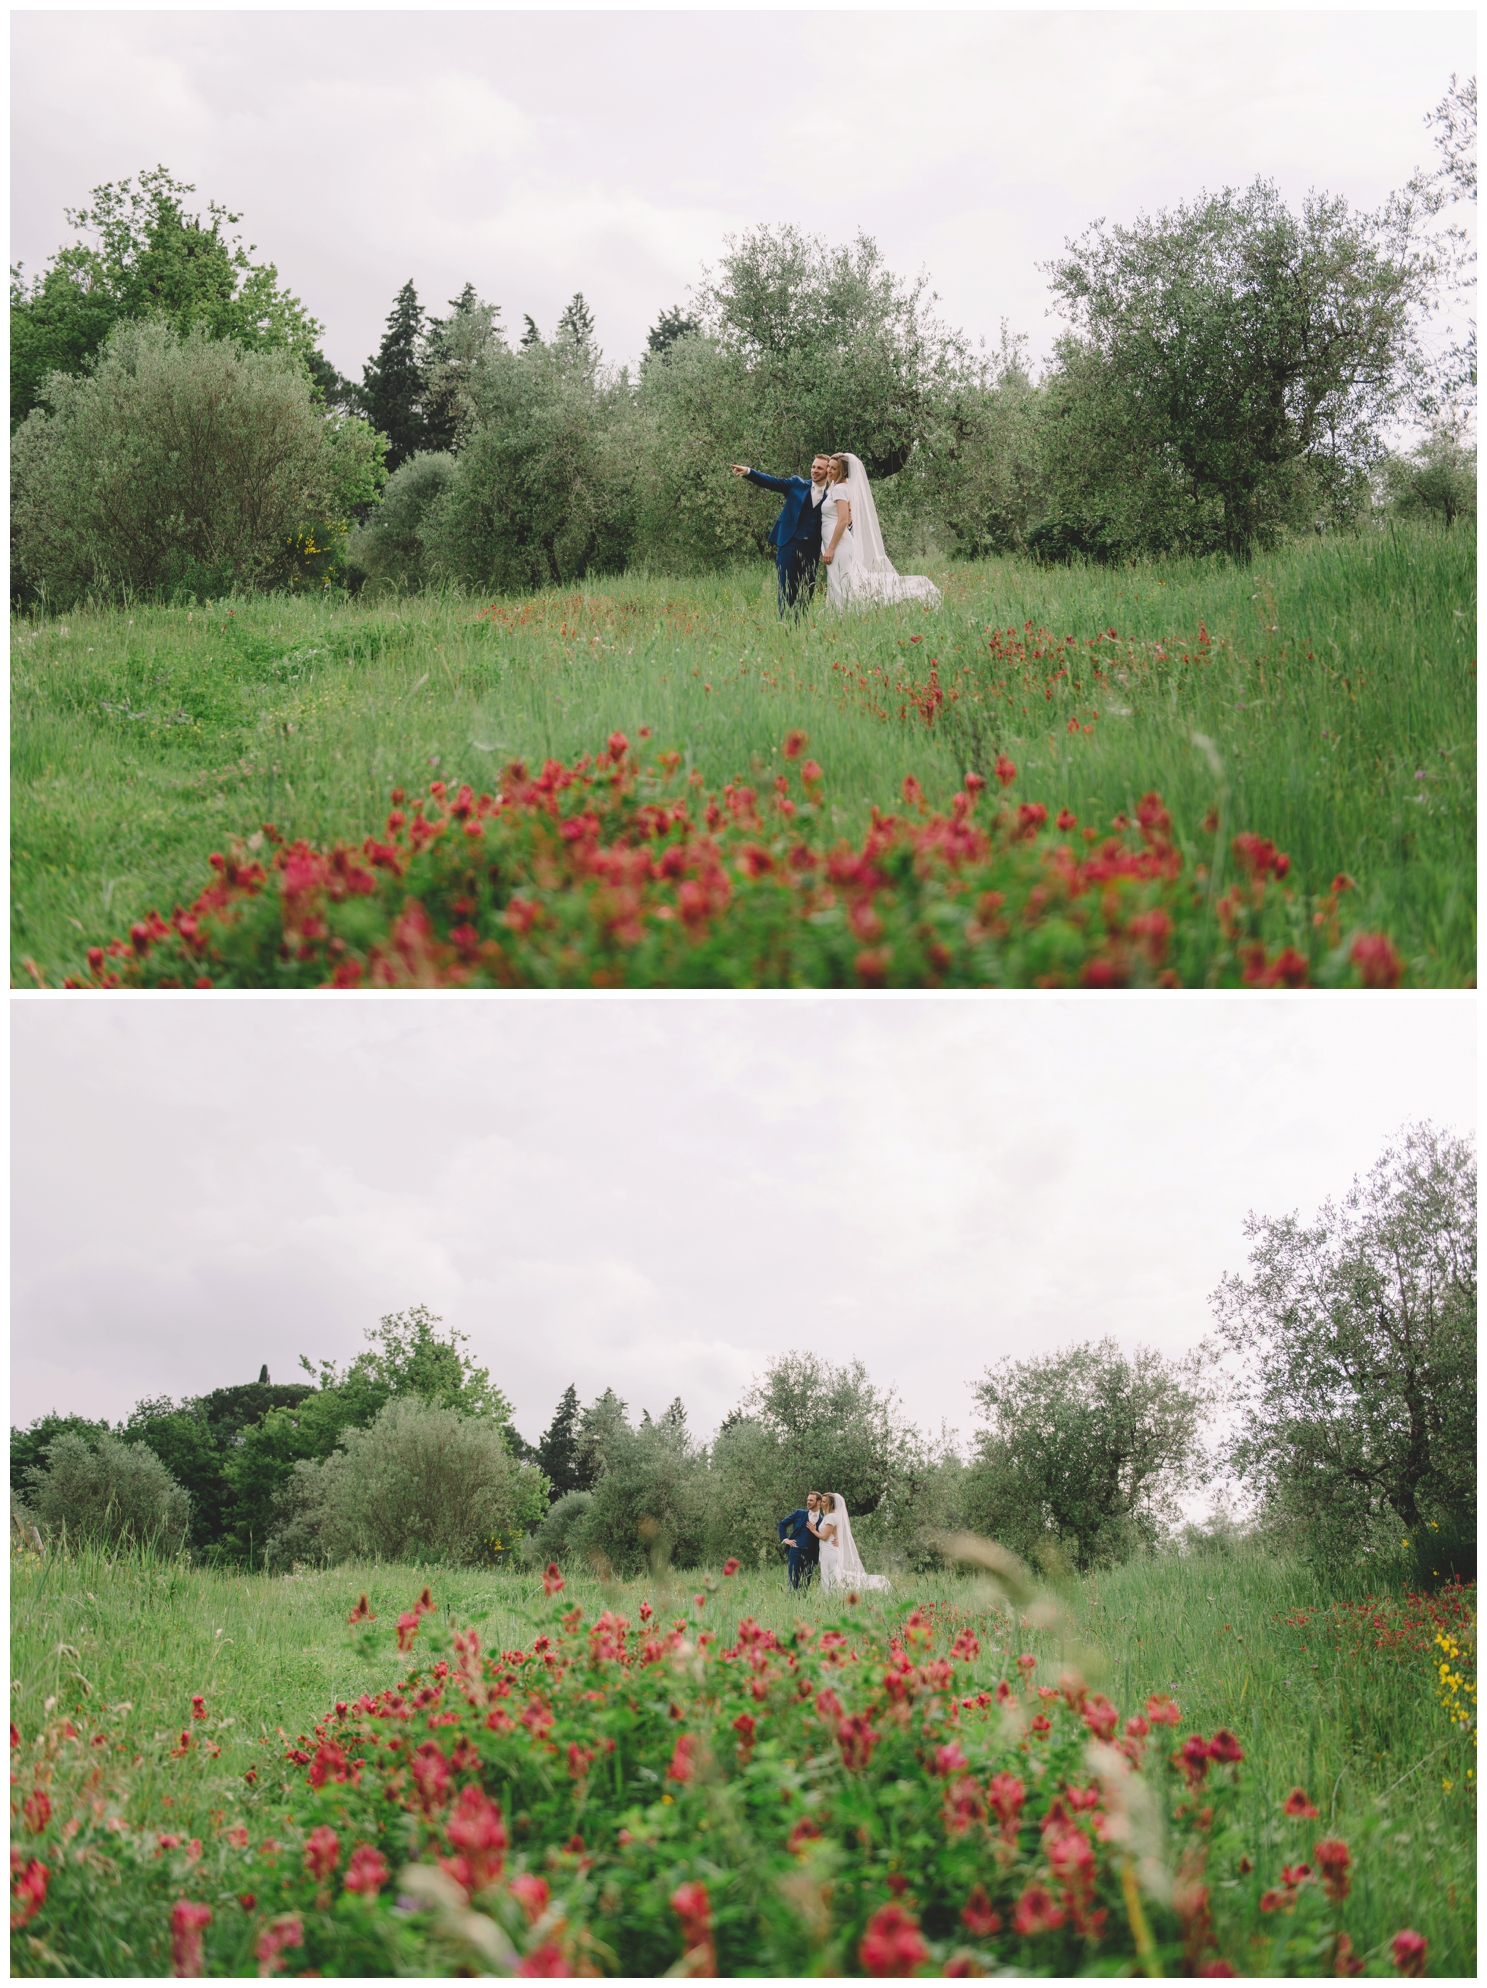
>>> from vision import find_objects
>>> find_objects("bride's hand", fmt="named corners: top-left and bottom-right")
top-left (821, 549), bottom-right (833, 565)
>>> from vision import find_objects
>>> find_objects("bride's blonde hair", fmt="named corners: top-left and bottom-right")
top-left (821, 1493), bottom-right (837, 1511)
top-left (826, 456), bottom-right (850, 483)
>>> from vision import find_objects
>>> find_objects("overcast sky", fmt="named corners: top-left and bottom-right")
top-left (11, 10), bottom-right (1475, 380)
top-left (11, 996), bottom-right (1475, 1450)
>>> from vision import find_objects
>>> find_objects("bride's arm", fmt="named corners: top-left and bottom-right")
top-left (822, 493), bottom-right (851, 565)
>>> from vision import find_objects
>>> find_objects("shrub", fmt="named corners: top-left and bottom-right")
top-left (574, 1411), bottom-right (711, 1575)
top-left (345, 450), bottom-right (457, 592)
top-left (23, 1431), bottom-right (190, 1552)
top-left (522, 1490), bottom-right (595, 1567)
top-left (45, 732), bottom-right (1406, 991)
top-left (268, 1397), bottom-right (546, 1568)
top-left (10, 320), bottom-right (384, 605)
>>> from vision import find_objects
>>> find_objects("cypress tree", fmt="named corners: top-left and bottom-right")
top-left (556, 292), bottom-right (596, 351)
top-left (646, 305), bottom-right (699, 356)
top-left (536, 1383), bottom-right (583, 1498)
top-left (361, 279), bottom-right (427, 471)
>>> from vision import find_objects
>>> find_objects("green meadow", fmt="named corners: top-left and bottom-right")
top-left (11, 524), bottom-right (1475, 987)
top-left (9, 1543), bottom-right (1475, 1974)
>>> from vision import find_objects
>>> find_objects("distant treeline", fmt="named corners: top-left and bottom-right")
top-left (11, 1127), bottom-right (1476, 1585)
top-left (9, 78), bottom-right (1476, 607)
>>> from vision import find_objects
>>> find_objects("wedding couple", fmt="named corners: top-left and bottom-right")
top-left (731, 453), bottom-right (942, 620)
top-left (777, 1490), bottom-right (891, 1593)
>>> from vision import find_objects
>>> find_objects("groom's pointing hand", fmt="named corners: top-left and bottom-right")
top-left (729, 464), bottom-right (750, 477)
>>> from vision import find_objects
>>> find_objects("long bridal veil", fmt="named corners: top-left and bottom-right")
top-left (826, 1493), bottom-right (892, 1591)
top-left (840, 455), bottom-right (941, 611)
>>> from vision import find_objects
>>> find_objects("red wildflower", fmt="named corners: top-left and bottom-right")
top-left (343, 1844), bottom-right (389, 1897)
top-left (671, 1881), bottom-right (718, 1975)
top-left (509, 1874), bottom-right (551, 1925)
top-left (723, 1558), bottom-right (741, 1576)
top-left (442, 1783), bottom-right (508, 1895)
top-left (783, 730), bottom-right (808, 759)
top-left (1392, 1929), bottom-right (1428, 1977)
top-left (304, 1826), bottom-right (339, 1883)
top-left (1145, 1693), bottom-right (1182, 1726)
top-left (607, 731), bottom-right (629, 762)
top-left (837, 1714), bottom-right (880, 1771)
top-left (1017, 1654), bottom-right (1037, 1676)
top-left (1314, 1838), bottom-right (1352, 1903)
top-left (516, 1941), bottom-right (570, 1977)
top-left (667, 1734), bottom-right (700, 1783)
top-left (170, 1899), bottom-right (211, 1977)
top-left (861, 1902), bottom-right (928, 1977)
top-left (961, 1884), bottom-right (1001, 1938)
top-left (10, 1854), bottom-right (49, 1931)
top-left (1030, 1714), bottom-right (1052, 1736)
top-left (1178, 1733), bottom-right (1213, 1789)
top-left (1082, 1693), bottom-right (1119, 1742)
top-left (1282, 1788), bottom-right (1319, 1819)
top-left (307, 1739), bottom-right (349, 1789)
top-left (994, 754), bottom-right (1018, 788)
top-left (1012, 1882), bottom-right (1065, 1936)
top-left (543, 1563), bottom-right (565, 1597)
top-left (22, 1788), bottom-right (51, 1834)
top-left (347, 1594), bottom-right (375, 1625)
top-left (932, 1741), bottom-right (969, 1778)
top-left (1056, 807), bottom-right (1077, 830)
top-left (1207, 1728), bottom-right (1243, 1764)
top-left (1350, 932), bottom-right (1404, 988)
top-left (190, 1695), bottom-right (207, 1721)
top-left (254, 1914), bottom-right (304, 1976)
top-left (410, 1740), bottom-right (452, 1815)
top-left (395, 1611), bottom-right (420, 1653)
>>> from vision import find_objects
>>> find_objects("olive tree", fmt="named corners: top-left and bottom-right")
top-left (12, 319), bottom-right (385, 603)
top-left (24, 1431), bottom-right (191, 1552)
top-left (1211, 1123), bottom-right (1475, 1564)
top-left (1042, 177), bottom-right (1435, 557)
top-left (269, 1396), bottom-right (546, 1568)
top-left (965, 1340), bottom-right (1211, 1571)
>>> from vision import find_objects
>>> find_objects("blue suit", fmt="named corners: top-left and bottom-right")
top-left (745, 468), bottom-right (824, 619)
top-left (778, 1506), bottom-right (820, 1590)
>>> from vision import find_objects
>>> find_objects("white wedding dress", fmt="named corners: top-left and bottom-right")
top-left (817, 1494), bottom-right (891, 1592)
top-left (821, 455), bottom-right (941, 612)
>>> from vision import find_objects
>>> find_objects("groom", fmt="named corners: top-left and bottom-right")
top-left (730, 456), bottom-right (830, 619)
top-left (778, 1491), bottom-right (822, 1590)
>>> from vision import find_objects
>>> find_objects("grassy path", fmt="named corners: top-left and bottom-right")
top-left (10, 1544), bottom-right (1475, 1973)
top-left (12, 526), bottom-right (1475, 984)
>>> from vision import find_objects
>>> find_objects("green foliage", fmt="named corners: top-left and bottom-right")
top-left (420, 285), bottom-right (503, 453)
top-left (573, 1400), bottom-right (710, 1575)
top-left (119, 1398), bottom-right (234, 1551)
top-left (1042, 178), bottom-right (1433, 558)
top-left (345, 451), bottom-right (457, 592)
top-left (312, 1304), bottom-right (515, 1423)
top-left (11, 320), bottom-right (386, 606)
top-left (536, 1383), bottom-right (585, 1499)
top-left (360, 280), bottom-right (427, 473)
top-left (525, 1488), bottom-right (595, 1565)
top-left (420, 338), bottom-right (637, 590)
top-left (23, 1429), bottom-right (190, 1551)
top-left (646, 304), bottom-right (700, 355)
top-left (10, 165), bottom-right (324, 428)
top-left (1381, 421), bottom-right (1477, 528)
top-left (268, 1396), bottom-right (547, 1568)
top-left (1213, 1122), bottom-right (1477, 1567)
top-left (10, 1412), bottom-right (112, 1497)
top-left (966, 1341), bottom-right (1211, 1572)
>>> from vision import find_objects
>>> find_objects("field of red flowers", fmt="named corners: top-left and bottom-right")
top-left (11, 1572), bottom-right (1438, 1978)
top-left (35, 732), bottom-right (1405, 991)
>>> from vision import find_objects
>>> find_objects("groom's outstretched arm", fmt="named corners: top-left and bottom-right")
top-left (732, 466), bottom-right (799, 496)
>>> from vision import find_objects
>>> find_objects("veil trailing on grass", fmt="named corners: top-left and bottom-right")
top-left (827, 1494), bottom-right (892, 1591)
top-left (840, 456), bottom-right (941, 609)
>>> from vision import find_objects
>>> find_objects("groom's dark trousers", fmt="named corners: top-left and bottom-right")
top-left (778, 1507), bottom-right (819, 1590)
top-left (745, 469), bottom-right (822, 619)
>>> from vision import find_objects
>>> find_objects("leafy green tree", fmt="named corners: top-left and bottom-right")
top-left (267, 1396), bottom-right (546, 1568)
top-left (120, 1397), bottom-right (234, 1551)
top-left (361, 280), bottom-right (428, 471)
top-left (574, 1389), bottom-right (632, 1487)
top-left (525, 1489), bottom-right (595, 1566)
top-left (537, 1384), bottom-right (585, 1499)
top-left (24, 1431), bottom-right (190, 1552)
top-left (1410, 72), bottom-right (1476, 411)
top-left (10, 165), bottom-right (323, 426)
top-left (574, 1408), bottom-right (710, 1574)
top-left (11, 319), bottom-right (386, 605)
top-left (10, 1413), bottom-right (112, 1497)
top-left (520, 314), bottom-right (542, 348)
top-left (965, 1341), bottom-right (1211, 1572)
top-left (421, 284), bottom-right (502, 451)
top-left (1211, 1123), bottom-right (1476, 1566)
top-left (1381, 420), bottom-right (1477, 527)
top-left (299, 1304), bottom-right (513, 1423)
top-left (1041, 178), bottom-right (1434, 557)
top-left (421, 337), bottom-right (637, 589)
top-left (345, 450), bottom-right (457, 591)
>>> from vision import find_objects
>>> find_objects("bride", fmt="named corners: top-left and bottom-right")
top-left (813, 1492), bottom-right (891, 1592)
top-left (820, 454), bottom-right (941, 612)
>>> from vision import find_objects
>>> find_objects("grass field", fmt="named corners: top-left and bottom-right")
top-left (11, 525), bottom-right (1476, 986)
top-left (10, 1542), bottom-right (1475, 1974)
